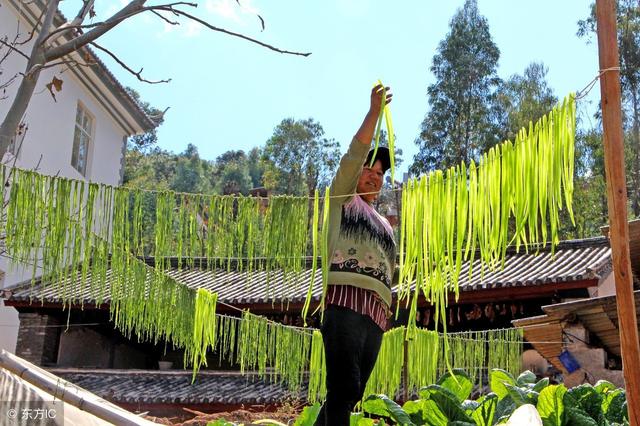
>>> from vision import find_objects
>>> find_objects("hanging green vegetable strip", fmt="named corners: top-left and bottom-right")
top-left (385, 102), bottom-right (396, 185)
top-left (363, 326), bottom-right (405, 398)
top-left (397, 95), bottom-right (576, 332)
top-left (236, 309), bottom-right (312, 391)
top-left (188, 288), bottom-right (218, 381)
top-left (301, 190), bottom-right (320, 324)
top-left (316, 187), bottom-right (331, 320)
top-left (308, 330), bottom-right (327, 403)
top-left (406, 327), bottom-right (439, 394)
top-left (154, 191), bottom-right (175, 272)
top-left (369, 80), bottom-right (387, 169)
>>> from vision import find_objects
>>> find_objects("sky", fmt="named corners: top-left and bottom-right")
top-left (63, 0), bottom-right (601, 176)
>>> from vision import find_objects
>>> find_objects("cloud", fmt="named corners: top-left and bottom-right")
top-left (205, 0), bottom-right (260, 25)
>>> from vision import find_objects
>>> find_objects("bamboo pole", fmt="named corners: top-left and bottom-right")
top-left (595, 0), bottom-right (640, 423)
top-left (0, 350), bottom-right (152, 425)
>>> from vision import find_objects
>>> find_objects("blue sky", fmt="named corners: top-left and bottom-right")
top-left (67, 1), bottom-right (600, 176)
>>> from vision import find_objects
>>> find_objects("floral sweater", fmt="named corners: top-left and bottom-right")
top-left (326, 137), bottom-right (396, 307)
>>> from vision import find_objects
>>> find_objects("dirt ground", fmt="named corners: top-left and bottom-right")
top-left (145, 404), bottom-right (302, 425)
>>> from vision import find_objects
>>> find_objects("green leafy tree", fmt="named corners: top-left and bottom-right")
top-left (495, 62), bottom-right (558, 142)
top-left (123, 146), bottom-right (178, 190)
top-left (125, 88), bottom-right (165, 152)
top-left (171, 144), bottom-right (211, 194)
top-left (262, 118), bottom-right (340, 196)
top-left (578, 0), bottom-right (640, 216)
top-left (211, 150), bottom-right (253, 195)
top-left (247, 147), bottom-right (265, 188)
top-left (411, 0), bottom-right (501, 174)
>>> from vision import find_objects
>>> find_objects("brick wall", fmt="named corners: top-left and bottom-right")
top-left (15, 313), bottom-right (60, 366)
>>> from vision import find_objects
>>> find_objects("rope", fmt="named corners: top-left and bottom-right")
top-left (576, 66), bottom-right (621, 100)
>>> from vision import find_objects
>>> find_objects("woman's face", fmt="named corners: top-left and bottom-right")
top-left (357, 160), bottom-right (384, 203)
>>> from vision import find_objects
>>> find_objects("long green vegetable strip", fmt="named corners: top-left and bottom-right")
top-left (308, 330), bottom-right (327, 403)
top-left (363, 327), bottom-right (405, 398)
top-left (301, 190), bottom-right (320, 324)
top-left (316, 187), bottom-right (331, 320)
top-left (303, 326), bottom-right (524, 401)
top-left (397, 94), bottom-right (576, 333)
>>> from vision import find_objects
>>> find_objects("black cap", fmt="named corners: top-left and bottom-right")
top-left (365, 146), bottom-right (391, 173)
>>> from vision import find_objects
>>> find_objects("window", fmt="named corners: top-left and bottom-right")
top-left (71, 103), bottom-right (94, 176)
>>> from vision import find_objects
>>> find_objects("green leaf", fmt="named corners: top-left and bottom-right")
top-left (537, 384), bottom-right (567, 426)
top-left (565, 407), bottom-right (598, 426)
top-left (567, 384), bottom-right (603, 423)
top-left (437, 369), bottom-right (474, 402)
top-left (349, 413), bottom-right (375, 426)
top-left (429, 391), bottom-right (475, 424)
top-left (403, 399), bottom-right (447, 426)
top-left (206, 420), bottom-right (238, 426)
top-left (471, 393), bottom-right (498, 426)
top-left (533, 378), bottom-right (550, 393)
top-left (363, 395), bottom-right (390, 417)
top-left (490, 369), bottom-right (517, 400)
top-left (462, 399), bottom-right (480, 413)
top-left (253, 420), bottom-right (287, 426)
top-left (594, 380), bottom-right (616, 395)
top-left (516, 371), bottom-right (537, 386)
top-left (294, 403), bottom-right (321, 426)
top-left (362, 395), bottom-right (415, 426)
top-left (603, 389), bottom-right (627, 424)
top-left (494, 395), bottom-right (517, 424)
top-left (505, 383), bottom-right (539, 407)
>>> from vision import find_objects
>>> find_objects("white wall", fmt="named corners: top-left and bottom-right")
top-left (0, 3), bottom-right (129, 353)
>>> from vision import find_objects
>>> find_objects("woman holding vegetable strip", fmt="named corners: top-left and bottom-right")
top-left (315, 84), bottom-right (396, 426)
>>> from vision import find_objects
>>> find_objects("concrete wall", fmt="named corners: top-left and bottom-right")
top-left (0, 2), bottom-right (129, 353)
top-left (561, 324), bottom-right (624, 388)
top-left (597, 269), bottom-right (616, 297)
top-left (57, 328), bottom-right (147, 369)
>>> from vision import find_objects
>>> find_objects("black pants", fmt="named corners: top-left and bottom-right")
top-left (314, 305), bottom-right (384, 426)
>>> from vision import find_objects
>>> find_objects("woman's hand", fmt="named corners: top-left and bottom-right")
top-left (369, 84), bottom-right (393, 115)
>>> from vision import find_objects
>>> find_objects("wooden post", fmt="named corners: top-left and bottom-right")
top-left (595, 0), bottom-right (640, 423)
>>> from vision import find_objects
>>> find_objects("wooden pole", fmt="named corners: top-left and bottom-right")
top-left (595, 0), bottom-right (640, 423)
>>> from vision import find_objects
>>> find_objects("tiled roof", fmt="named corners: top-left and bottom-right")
top-left (3, 238), bottom-right (611, 306)
top-left (48, 369), bottom-right (305, 405)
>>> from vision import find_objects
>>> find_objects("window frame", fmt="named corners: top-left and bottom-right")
top-left (71, 101), bottom-right (95, 177)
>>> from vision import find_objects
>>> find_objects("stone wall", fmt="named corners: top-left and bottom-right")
top-left (15, 313), bottom-right (60, 366)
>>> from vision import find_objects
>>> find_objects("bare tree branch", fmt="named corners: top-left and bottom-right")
top-left (154, 6), bottom-right (311, 57)
top-left (44, 0), bottom-right (148, 62)
top-left (43, 1), bottom-right (310, 62)
top-left (90, 42), bottom-right (171, 84)
top-left (0, 38), bottom-right (30, 61)
top-left (50, 0), bottom-right (96, 43)
top-left (151, 10), bottom-right (179, 25)
top-left (17, 5), bottom-right (47, 46)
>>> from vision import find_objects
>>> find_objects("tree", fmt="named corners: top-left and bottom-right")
top-left (211, 149), bottom-right (252, 195)
top-left (0, 0), bottom-right (310, 155)
top-left (578, 0), bottom-right (640, 216)
top-left (171, 144), bottom-right (211, 194)
top-left (125, 87), bottom-right (166, 152)
top-left (262, 118), bottom-right (340, 196)
top-left (495, 62), bottom-right (558, 142)
top-left (410, 0), bottom-right (501, 175)
top-left (247, 147), bottom-right (265, 188)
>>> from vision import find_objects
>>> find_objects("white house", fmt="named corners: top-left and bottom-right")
top-left (0, 0), bottom-right (154, 353)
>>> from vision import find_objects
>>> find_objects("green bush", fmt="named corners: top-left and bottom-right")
top-left (292, 369), bottom-right (629, 426)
